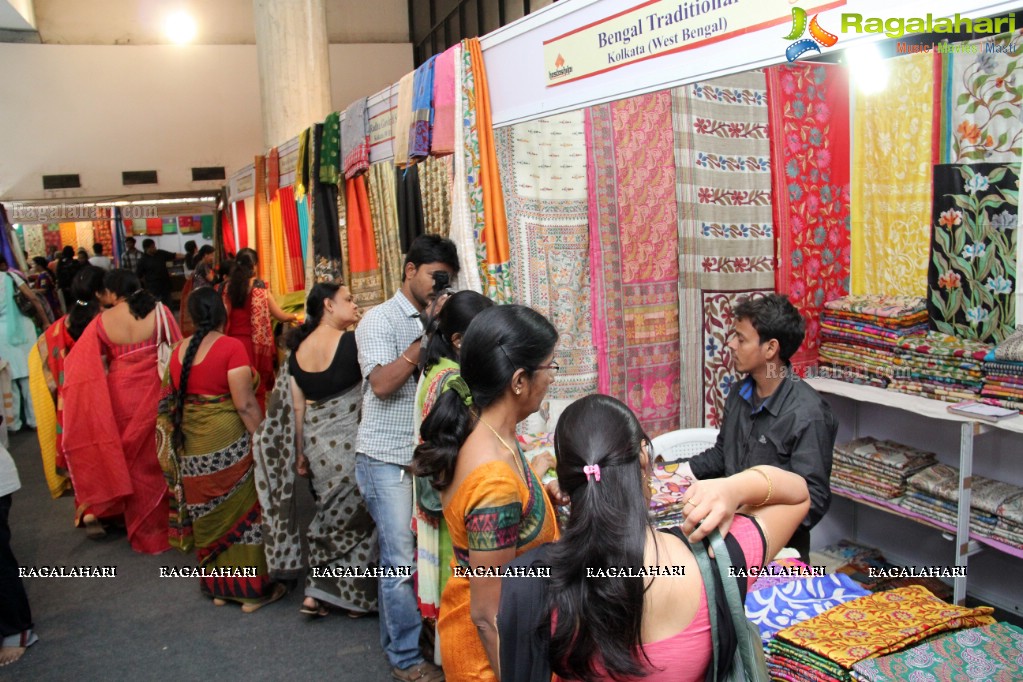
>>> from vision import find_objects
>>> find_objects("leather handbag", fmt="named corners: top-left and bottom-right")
top-left (154, 302), bottom-right (173, 380)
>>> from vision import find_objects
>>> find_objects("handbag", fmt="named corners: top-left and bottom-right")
top-left (154, 302), bottom-right (173, 380)
top-left (687, 529), bottom-right (771, 682)
top-left (9, 273), bottom-right (43, 326)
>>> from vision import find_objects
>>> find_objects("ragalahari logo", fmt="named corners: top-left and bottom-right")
top-left (783, 7), bottom-right (839, 62)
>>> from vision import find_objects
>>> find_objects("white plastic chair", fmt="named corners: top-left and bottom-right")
top-left (651, 428), bottom-right (719, 463)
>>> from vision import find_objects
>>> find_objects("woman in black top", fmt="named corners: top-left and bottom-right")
top-left (253, 282), bottom-right (378, 619)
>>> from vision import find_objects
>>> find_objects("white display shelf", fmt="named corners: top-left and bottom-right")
top-left (806, 377), bottom-right (1023, 605)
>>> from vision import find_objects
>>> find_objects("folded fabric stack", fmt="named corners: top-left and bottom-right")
top-left (746, 574), bottom-right (870, 646)
top-left (813, 540), bottom-right (953, 600)
top-left (890, 332), bottom-right (991, 402)
top-left (766, 586), bottom-right (996, 682)
top-left (899, 463), bottom-right (1023, 544)
top-left (982, 328), bottom-right (1023, 408)
top-left (992, 493), bottom-right (1023, 549)
top-left (811, 540), bottom-right (886, 576)
top-left (647, 460), bottom-right (691, 528)
top-left (850, 621), bottom-right (1023, 681)
top-left (831, 437), bottom-right (936, 499)
top-left (819, 295), bottom-right (929, 387)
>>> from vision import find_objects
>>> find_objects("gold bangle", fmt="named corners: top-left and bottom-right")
top-left (401, 353), bottom-right (416, 368)
top-left (749, 466), bottom-right (772, 507)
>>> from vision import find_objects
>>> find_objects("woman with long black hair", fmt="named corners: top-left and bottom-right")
top-left (158, 286), bottom-right (284, 611)
top-left (62, 270), bottom-right (181, 554)
top-left (413, 304), bottom-right (562, 681)
top-left (497, 394), bottom-right (811, 682)
top-left (254, 282), bottom-right (378, 617)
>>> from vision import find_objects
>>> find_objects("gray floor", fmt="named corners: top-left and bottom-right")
top-left (2, 429), bottom-right (395, 681)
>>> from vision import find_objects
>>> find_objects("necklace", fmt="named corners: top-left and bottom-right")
top-left (479, 416), bottom-right (528, 484)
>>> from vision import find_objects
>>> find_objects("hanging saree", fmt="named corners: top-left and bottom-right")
top-left (852, 52), bottom-right (934, 297)
top-left (342, 97), bottom-right (371, 180)
top-left (937, 30), bottom-right (1023, 163)
top-left (467, 38), bottom-right (513, 303)
top-left (448, 44), bottom-right (484, 294)
top-left (310, 122), bottom-right (344, 282)
top-left (674, 72), bottom-right (776, 427)
top-left (29, 317), bottom-right (75, 499)
top-left (254, 156), bottom-right (272, 283)
top-left (253, 360), bottom-right (378, 611)
top-left (296, 128), bottom-right (310, 199)
top-left (268, 195), bottom-right (289, 297)
top-left (396, 164), bottom-right (425, 253)
top-left (267, 147), bottom-right (280, 198)
top-left (928, 162), bottom-right (1018, 344)
top-left (587, 92), bottom-right (681, 437)
top-left (62, 311), bottom-right (181, 554)
top-left (367, 162), bottom-right (404, 296)
top-left (59, 222), bottom-right (77, 249)
top-left (767, 63), bottom-right (851, 374)
top-left (394, 72), bottom-right (415, 167)
top-left (408, 55), bottom-right (438, 162)
top-left (155, 339), bottom-right (272, 603)
top-left (279, 186), bottom-right (305, 292)
top-left (419, 155), bottom-right (452, 237)
top-left (345, 176), bottom-right (384, 310)
top-left (431, 45), bottom-right (457, 156)
top-left (319, 112), bottom-right (342, 185)
top-left (496, 111), bottom-right (597, 402)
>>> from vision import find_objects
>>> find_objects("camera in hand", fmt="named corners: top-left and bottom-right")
top-left (431, 270), bottom-right (450, 294)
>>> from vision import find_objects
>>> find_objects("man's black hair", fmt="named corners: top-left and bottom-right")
top-left (732, 293), bottom-right (805, 364)
top-left (402, 234), bottom-right (459, 281)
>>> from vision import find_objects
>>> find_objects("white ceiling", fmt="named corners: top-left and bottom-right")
top-left (3, 0), bottom-right (409, 44)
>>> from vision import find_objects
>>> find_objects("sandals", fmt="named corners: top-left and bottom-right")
top-left (391, 661), bottom-right (444, 682)
top-left (0, 629), bottom-right (38, 667)
top-left (299, 599), bottom-right (330, 618)
top-left (83, 515), bottom-right (106, 540)
top-left (241, 583), bottom-right (288, 614)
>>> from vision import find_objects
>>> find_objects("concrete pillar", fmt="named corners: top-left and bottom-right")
top-left (253, 0), bottom-right (332, 149)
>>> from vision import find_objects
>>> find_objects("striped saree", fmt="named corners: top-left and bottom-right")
top-left (157, 388), bottom-right (272, 604)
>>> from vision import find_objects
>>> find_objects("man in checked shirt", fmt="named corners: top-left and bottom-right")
top-left (355, 234), bottom-right (458, 682)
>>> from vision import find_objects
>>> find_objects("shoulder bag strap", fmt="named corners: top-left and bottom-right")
top-left (709, 530), bottom-right (760, 676)
top-left (665, 527), bottom-right (720, 682)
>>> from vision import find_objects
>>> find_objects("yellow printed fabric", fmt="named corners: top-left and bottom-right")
top-left (268, 196), bottom-right (289, 297)
top-left (852, 52), bottom-right (933, 296)
top-left (75, 222), bottom-right (94, 251)
top-left (28, 349), bottom-right (68, 499)
top-left (59, 222), bottom-right (77, 249)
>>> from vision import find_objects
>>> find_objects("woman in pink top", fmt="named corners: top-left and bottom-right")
top-left (497, 394), bottom-right (810, 682)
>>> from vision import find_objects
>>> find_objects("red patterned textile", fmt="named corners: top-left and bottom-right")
top-left (767, 63), bottom-right (851, 374)
top-left (279, 186), bottom-right (305, 292)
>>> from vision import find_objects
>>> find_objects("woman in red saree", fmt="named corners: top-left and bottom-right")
top-left (221, 248), bottom-right (297, 411)
top-left (62, 270), bottom-right (182, 554)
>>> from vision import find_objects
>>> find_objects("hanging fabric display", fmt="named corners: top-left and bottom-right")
top-left (76, 221), bottom-right (95, 250)
top-left (268, 194), bottom-right (289, 296)
top-left (431, 45), bottom-right (457, 156)
top-left (337, 173), bottom-right (350, 288)
top-left (319, 112), bottom-right (342, 185)
top-left (296, 196), bottom-right (310, 266)
top-left (852, 53), bottom-right (934, 297)
top-left (43, 224), bottom-right (62, 254)
top-left (937, 31), bottom-right (1023, 164)
top-left (243, 196), bottom-right (256, 250)
top-left (233, 201), bottom-right (248, 253)
top-left (397, 164), bottom-right (425, 252)
top-left (928, 162), bottom-right (1018, 344)
top-left (295, 128), bottom-right (309, 199)
top-left (310, 123), bottom-right (343, 283)
top-left (59, 222), bottom-right (77, 249)
top-left (345, 176), bottom-right (384, 309)
top-left (394, 72), bottom-right (415, 167)
top-left (408, 55), bottom-right (438, 163)
top-left (267, 146), bottom-right (280, 198)
top-left (145, 218), bottom-right (163, 235)
top-left (23, 223), bottom-right (45, 258)
top-left (342, 97), bottom-right (370, 179)
top-left (586, 92), bottom-right (681, 437)
top-left (112, 209), bottom-right (126, 266)
top-left (367, 162), bottom-right (404, 296)
top-left (279, 186), bottom-right (305, 292)
top-left (674, 72), bottom-right (775, 428)
top-left (497, 110), bottom-right (597, 402)
top-left (467, 38), bottom-right (513, 303)
top-left (420, 155), bottom-right (452, 237)
top-left (220, 209), bottom-right (236, 257)
top-left (161, 218), bottom-right (177, 235)
top-left (200, 215), bottom-right (214, 241)
top-left (447, 43), bottom-right (483, 294)
top-left (767, 63), bottom-right (851, 374)
top-left (92, 208), bottom-right (114, 258)
top-left (254, 155), bottom-right (273, 283)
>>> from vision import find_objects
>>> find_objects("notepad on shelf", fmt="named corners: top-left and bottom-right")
top-left (947, 401), bottom-right (1020, 423)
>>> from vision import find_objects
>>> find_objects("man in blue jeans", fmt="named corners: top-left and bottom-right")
top-left (356, 235), bottom-right (457, 682)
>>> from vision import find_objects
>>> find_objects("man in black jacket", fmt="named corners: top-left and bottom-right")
top-left (686, 294), bottom-right (838, 562)
top-left (135, 238), bottom-right (182, 308)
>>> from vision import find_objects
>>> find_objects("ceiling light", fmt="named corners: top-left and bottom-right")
top-left (164, 11), bottom-right (196, 44)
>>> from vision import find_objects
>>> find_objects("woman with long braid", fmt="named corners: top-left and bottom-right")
top-left (159, 287), bottom-right (286, 611)
top-left (62, 271), bottom-right (181, 554)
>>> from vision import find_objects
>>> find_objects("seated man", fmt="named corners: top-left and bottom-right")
top-left (685, 294), bottom-right (837, 562)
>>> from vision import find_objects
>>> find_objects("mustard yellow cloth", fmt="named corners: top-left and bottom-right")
top-left (28, 348), bottom-right (69, 499)
top-left (852, 52), bottom-right (933, 296)
top-left (268, 195), bottom-right (288, 298)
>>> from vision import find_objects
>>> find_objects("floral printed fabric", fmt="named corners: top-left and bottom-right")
top-left (852, 52), bottom-right (934, 297)
top-left (587, 92), bottom-right (682, 436)
top-left (767, 63), bottom-right (851, 374)
top-left (673, 71), bottom-right (775, 428)
top-left (928, 163), bottom-right (1018, 344)
top-left (937, 30), bottom-right (1023, 164)
top-left (745, 574), bottom-right (870, 645)
top-left (496, 112), bottom-right (597, 402)
top-left (851, 622), bottom-right (1023, 682)
top-left (772, 585), bottom-right (996, 671)
top-left (824, 295), bottom-right (927, 319)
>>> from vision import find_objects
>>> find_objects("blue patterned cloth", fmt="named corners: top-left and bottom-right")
top-left (745, 573), bottom-right (871, 644)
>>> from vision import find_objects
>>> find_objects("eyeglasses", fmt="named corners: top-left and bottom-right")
top-left (536, 360), bottom-right (560, 374)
